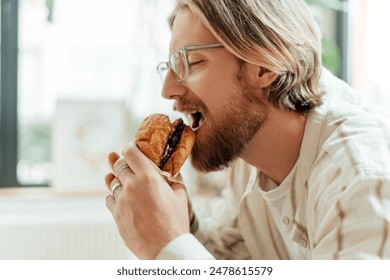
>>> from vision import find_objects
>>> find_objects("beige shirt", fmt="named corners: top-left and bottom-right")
top-left (156, 69), bottom-right (390, 260)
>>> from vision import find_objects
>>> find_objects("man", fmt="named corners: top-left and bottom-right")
top-left (104, 0), bottom-right (390, 259)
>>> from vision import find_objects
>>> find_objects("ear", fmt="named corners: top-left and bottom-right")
top-left (257, 67), bottom-right (278, 88)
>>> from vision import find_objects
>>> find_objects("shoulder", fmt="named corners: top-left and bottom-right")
top-left (315, 69), bottom-right (390, 178)
top-left (320, 106), bottom-right (390, 178)
top-left (306, 70), bottom-right (390, 201)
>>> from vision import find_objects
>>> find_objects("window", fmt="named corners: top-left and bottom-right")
top-left (349, 0), bottom-right (390, 113)
top-left (307, 0), bottom-right (349, 81)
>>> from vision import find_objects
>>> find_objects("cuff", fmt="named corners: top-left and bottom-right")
top-left (155, 233), bottom-right (215, 260)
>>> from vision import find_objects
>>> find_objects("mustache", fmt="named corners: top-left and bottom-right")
top-left (173, 97), bottom-right (208, 114)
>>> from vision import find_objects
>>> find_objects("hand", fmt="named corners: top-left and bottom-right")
top-left (104, 142), bottom-right (190, 259)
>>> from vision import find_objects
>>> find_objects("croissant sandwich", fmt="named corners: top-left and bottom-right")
top-left (135, 113), bottom-right (196, 175)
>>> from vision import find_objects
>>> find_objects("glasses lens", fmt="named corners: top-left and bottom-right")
top-left (157, 62), bottom-right (169, 82)
top-left (170, 49), bottom-right (187, 82)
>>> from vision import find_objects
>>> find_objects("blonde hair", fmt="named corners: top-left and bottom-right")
top-left (169, 0), bottom-right (323, 112)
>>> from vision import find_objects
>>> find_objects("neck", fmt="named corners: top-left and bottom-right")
top-left (241, 106), bottom-right (307, 187)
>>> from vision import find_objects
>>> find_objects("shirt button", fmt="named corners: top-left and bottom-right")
top-left (300, 239), bottom-right (308, 248)
top-left (282, 217), bottom-right (290, 226)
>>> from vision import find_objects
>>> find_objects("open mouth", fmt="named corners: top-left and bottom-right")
top-left (186, 110), bottom-right (204, 131)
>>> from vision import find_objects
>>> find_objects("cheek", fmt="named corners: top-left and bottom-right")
top-left (188, 67), bottom-right (239, 109)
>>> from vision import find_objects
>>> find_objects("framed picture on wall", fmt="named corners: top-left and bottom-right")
top-left (52, 99), bottom-right (129, 192)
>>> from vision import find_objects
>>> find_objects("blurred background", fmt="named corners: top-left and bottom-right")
top-left (0, 0), bottom-right (389, 259)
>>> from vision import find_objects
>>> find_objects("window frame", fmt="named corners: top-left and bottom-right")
top-left (0, 0), bottom-right (19, 187)
top-left (336, 0), bottom-right (350, 83)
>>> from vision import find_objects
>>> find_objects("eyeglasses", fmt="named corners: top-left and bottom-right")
top-left (156, 43), bottom-right (224, 83)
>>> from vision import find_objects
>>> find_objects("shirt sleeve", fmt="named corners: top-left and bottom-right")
top-left (155, 233), bottom-right (215, 260)
top-left (189, 185), bottom-right (251, 260)
top-left (155, 186), bottom-right (250, 260)
top-left (160, 162), bottom-right (251, 260)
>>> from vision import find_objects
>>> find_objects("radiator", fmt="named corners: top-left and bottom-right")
top-left (0, 195), bottom-right (136, 260)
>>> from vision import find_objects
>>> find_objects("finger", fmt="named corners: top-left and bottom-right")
top-left (108, 152), bottom-right (121, 171)
top-left (167, 172), bottom-right (186, 192)
top-left (167, 172), bottom-right (184, 187)
top-left (113, 158), bottom-right (134, 178)
top-left (170, 181), bottom-right (188, 205)
top-left (104, 173), bottom-right (116, 191)
top-left (170, 181), bottom-right (186, 192)
top-left (109, 177), bottom-right (123, 199)
top-left (122, 142), bottom-right (155, 175)
top-left (105, 194), bottom-right (116, 213)
top-left (116, 163), bottom-right (131, 177)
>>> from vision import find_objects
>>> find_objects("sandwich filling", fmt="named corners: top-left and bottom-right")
top-left (159, 118), bottom-right (186, 169)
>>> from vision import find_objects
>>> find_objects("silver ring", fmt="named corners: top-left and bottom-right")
top-left (111, 182), bottom-right (122, 195)
top-left (116, 164), bottom-right (130, 177)
top-left (108, 198), bottom-right (116, 209)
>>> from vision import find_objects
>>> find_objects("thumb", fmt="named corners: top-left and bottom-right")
top-left (168, 174), bottom-right (193, 220)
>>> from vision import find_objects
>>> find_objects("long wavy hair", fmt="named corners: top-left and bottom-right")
top-left (169, 0), bottom-right (323, 113)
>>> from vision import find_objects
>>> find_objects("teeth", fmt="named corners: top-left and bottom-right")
top-left (183, 110), bottom-right (204, 131)
top-left (184, 113), bottom-right (193, 125)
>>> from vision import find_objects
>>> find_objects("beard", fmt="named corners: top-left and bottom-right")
top-left (187, 75), bottom-right (270, 172)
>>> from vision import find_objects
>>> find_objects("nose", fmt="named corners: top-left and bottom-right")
top-left (160, 70), bottom-right (186, 101)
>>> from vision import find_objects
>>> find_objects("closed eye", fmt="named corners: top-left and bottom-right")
top-left (188, 60), bottom-right (204, 67)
